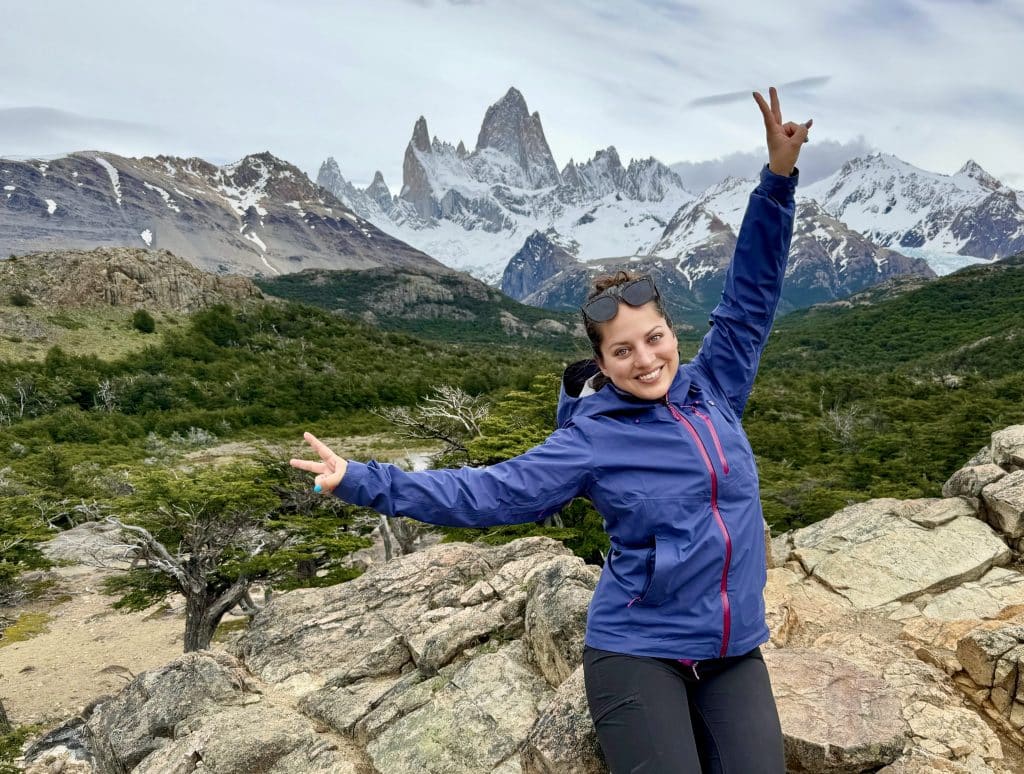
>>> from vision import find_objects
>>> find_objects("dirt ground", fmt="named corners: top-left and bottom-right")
top-left (0, 564), bottom-right (225, 728)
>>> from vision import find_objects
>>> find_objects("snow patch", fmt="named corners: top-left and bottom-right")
top-left (94, 157), bottom-right (123, 207)
top-left (244, 230), bottom-right (267, 252)
top-left (46, 199), bottom-right (56, 215)
top-left (3, 185), bottom-right (14, 191)
top-left (140, 229), bottom-right (153, 246)
top-left (143, 182), bottom-right (181, 213)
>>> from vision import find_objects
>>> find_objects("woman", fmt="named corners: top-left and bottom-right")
top-left (291, 86), bottom-right (809, 773)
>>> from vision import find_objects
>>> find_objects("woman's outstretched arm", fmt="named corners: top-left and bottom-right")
top-left (290, 427), bottom-right (593, 528)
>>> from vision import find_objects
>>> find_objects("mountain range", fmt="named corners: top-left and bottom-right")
top-left (3, 87), bottom-right (1024, 323)
top-left (0, 151), bottom-right (447, 277)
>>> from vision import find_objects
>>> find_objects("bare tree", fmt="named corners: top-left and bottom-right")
top-left (818, 389), bottom-right (861, 452)
top-left (373, 385), bottom-right (489, 465)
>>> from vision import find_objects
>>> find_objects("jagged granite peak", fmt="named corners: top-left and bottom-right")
top-left (475, 87), bottom-right (560, 188)
top-left (365, 170), bottom-right (393, 211)
top-left (411, 116), bottom-right (431, 153)
top-left (401, 117), bottom-right (438, 219)
top-left (556, 148), bottom-right (686, 204)
top-left (500, 229), bottom-right (579, 300)
top-left (456, 140), bottom-right (468, 158)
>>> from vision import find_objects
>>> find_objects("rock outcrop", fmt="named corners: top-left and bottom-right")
top-left (23, 426), bottom-right (1024, 773)
top-left (0, 247), bottom-right (262, 312)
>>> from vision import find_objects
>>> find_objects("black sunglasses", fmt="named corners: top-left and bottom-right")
top-left (581, 276), bottom-right (659, 323)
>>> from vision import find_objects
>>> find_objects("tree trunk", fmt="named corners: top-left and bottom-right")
top-left (296, 558), bottom-right (318, 582)
top-left (0, 697), bottom-right (11, 734)
top-left (183, 590), bottom-right (218, 652)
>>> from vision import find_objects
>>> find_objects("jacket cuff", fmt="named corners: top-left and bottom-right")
top-left (333, 459), bottom-right (367, 500)
top-left (757, 164), bottom-right (799, 205)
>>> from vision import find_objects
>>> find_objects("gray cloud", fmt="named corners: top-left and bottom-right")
top-left (671, 136), bottom-right (876, 191)
top-left (0, 107), bottom-right (167, 155)
top-left (688, 77), bottom-right (831, 108)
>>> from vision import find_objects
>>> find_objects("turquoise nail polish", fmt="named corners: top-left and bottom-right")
top-left (313, 484), bottom-right (322, 493)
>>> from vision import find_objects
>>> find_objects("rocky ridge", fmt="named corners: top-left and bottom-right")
top-left (19, 424), bottom-right (1024, 773)
top-left (0, 247), bottom-right (262, 312)
top-left (0, 151), bottom-right (446, 277)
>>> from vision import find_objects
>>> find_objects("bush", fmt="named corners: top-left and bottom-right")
top-left (132, 309), bottom-right (156, 334)
top-left (8, 291), bottom-right (31, 307)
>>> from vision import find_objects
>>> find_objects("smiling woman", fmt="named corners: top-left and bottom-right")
top-left (291, 86), bottom-right (809, 773)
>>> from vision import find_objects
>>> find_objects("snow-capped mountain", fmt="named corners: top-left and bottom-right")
top-left (803, 153), bottom-right (1024, 261)
top-left (500, 174), bottom-right (935, 319)
top-left (317, 87), bottom-right (693, 284)
top-left (0, 152), bottom-right (445, 276)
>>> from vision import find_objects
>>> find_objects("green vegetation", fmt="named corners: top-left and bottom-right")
top-left (0, 612), bottom-right (50, 647)
top-left (0, 723), bottom-right (42, 772)
top-left (1, 259), bottom-right (1023, 602)
top-left (131, 308), bottom-right (156, 334)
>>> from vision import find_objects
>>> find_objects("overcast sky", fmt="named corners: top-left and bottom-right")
top-left (2, 0), bottom-right (1021, 191)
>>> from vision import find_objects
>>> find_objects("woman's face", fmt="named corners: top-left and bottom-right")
top-left (595, 301), bottom-right (679, 400)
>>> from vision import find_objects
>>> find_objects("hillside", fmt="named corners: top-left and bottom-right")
top-left (764, 253), bottom-right (1024, 375)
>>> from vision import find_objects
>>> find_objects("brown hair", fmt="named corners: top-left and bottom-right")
top-left (582, 270), bottom-right (673, 358)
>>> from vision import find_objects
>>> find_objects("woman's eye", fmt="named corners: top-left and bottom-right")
top-left (615, 348), bottom-right (629, 357)
top-left (650, 334), bottom-right (662, 343)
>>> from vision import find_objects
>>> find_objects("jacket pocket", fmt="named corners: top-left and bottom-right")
top-left (634, 535), bottom-right (672, 607)
top-left (606, 543), bottom-right (656, 604)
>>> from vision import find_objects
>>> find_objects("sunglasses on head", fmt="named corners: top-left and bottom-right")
top-left (580, 276), bottom-right (659, 323)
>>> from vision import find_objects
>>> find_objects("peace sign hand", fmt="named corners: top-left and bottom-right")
top-left (753, 86), bottom-right (812, 178)
top-left (289, 431), bottom-right (348, 494)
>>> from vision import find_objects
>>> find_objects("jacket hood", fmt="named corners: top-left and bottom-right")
top-left (556, 358), bottom-right (693, 428)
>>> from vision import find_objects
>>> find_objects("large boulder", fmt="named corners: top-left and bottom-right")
top-left (767, 648), bottom-right (907, 772)
top-left (981, 471), bottom-right (1024, 539)
top-left (789, 498), bottom-right (1010, 609)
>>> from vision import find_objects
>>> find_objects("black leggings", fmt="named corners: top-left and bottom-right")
top-left (583, 645), bottom-right (785, 773)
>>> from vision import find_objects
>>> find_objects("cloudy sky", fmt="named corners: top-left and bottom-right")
top-left (2, 0), bottom-right (1021, 190)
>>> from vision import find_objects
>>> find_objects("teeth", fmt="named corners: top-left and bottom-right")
top-left (637, 367), bottom-right (662, 383)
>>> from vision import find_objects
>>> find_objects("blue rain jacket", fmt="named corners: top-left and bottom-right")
top-left (336, 164), bottom-right (797, 660)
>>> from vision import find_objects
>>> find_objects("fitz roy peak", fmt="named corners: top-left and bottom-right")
top-left (317, 87), bottom-right (693, 284)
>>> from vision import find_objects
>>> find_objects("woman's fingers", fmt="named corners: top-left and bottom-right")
top-left (303, 431), bottom-right (336, 462)
top-left (289, 457), bottom-right (326, 474)
top-left (769, 86), bottom-right (782, 124)
top-left (753, 91), bottom-right (775, 129)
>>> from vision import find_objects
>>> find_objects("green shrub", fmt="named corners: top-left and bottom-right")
top-left (132, 309), bottom-right (156, 334)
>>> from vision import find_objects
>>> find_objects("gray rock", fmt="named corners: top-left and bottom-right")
top-left (523, 557), bottom-right (598, 688)
top-left (791, 499), bottom-right (1011, 608)
top-left (943, 464), bottom-right (1007, 499)
top-left (956, 627), bottom-right (1024, 687)
top-left (991, 426), bottom-right (1024, 468)
top-left (981, 471), bottom-right (1024, 538)
top-left (364, 641), bottom-right (551, 774)
top-left (766, 648), bottom-right (907, 772)
top-left (921, 568), bottom-right (1024, 620)
top-left (520, 666), bottom-right (604, 774)
top-left (84, 651), bottom-right (255, 771)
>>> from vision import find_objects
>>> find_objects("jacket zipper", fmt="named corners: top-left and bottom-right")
top-left (664, 395), bottom-right (732, 657)
top-left (692, 405), bottom-right (730, 474)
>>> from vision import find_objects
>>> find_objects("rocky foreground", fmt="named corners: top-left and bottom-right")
top-left (19, 426), bottom-right (1024, 773)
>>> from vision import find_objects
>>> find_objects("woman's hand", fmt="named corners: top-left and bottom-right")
top-left (289, 432), bottom-right (348, 493)
top-left (753, 86), bottom-right (812, 177)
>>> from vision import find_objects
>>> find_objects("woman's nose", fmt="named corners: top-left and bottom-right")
top-left (634, 345), bottom-right (656, 367)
